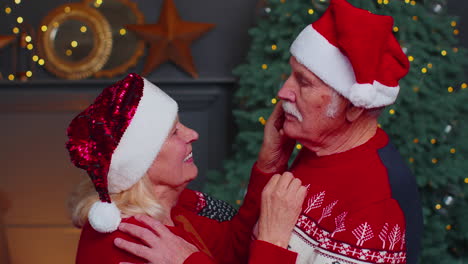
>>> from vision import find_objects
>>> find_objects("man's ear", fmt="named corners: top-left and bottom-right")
top-left (345, 105), bottom-right (365, 122)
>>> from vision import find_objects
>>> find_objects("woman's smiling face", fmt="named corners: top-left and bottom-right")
top-left (147, 117), bottom-right (199, 188)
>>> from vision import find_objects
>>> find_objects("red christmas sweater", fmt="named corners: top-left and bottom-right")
top-left (286, 128), bottom-right (407, 264)
top-left (75, 164), bottom-right (297, 264)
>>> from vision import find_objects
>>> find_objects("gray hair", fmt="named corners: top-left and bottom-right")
top-left (326, 89), bottom-right (383, 118)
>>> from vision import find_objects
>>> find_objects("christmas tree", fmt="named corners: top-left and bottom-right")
top-left (204, 0), bottom-right (468, 262)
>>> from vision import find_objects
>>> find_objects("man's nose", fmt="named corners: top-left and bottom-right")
top-left (277, 76), bottom-right (296, 102)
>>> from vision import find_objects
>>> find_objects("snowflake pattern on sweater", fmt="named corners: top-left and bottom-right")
top-left (286, 129), bottom-right (408, 264)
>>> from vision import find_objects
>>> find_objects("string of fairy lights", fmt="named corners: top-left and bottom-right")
top-left (253, 0), bottom-right (467, 227)
top-left (1, 0), bottom-right (130, 80)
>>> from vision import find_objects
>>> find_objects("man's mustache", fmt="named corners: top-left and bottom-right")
top-left (282, 101), bottom-right (303, 122)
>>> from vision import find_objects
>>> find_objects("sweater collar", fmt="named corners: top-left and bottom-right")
top-left (291, 128), bottom-right (388, 168)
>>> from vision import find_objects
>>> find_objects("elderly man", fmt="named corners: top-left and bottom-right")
top-left (256, 0), bottom-right (423, 263)
top-left (114, 0), bottom-right (422, 263)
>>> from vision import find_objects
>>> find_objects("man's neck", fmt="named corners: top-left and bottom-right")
top-left (308, 117), bottom-right (378, 157)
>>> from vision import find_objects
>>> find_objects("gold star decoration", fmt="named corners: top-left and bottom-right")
top-left (126, 0), bottom-right (215, 78)
top-left (0, 35), bottom-right (15, 50)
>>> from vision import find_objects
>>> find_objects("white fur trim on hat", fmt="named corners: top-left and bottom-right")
top-left (290, 25), bottom-right (399, 108)
top-left (290, 25), bottom-right (356, 99)
top-left (107, 78), bottom-right (178, 193)
top-left (350, 81), bottom-right (400, 108)
top-left (88, 201), bottom-right (121, 233)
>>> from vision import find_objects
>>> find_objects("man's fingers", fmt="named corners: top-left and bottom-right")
top-left (119, 223), bottom-right (159, 246)
top-left (135, 214), bottom-right (169, 237)
top-left (114, 238), bottom-right (150, 260)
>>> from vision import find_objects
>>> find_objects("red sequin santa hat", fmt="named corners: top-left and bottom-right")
top-left (290, 0), bottom-right (409, 108)
top-left (66, 73), bottom-right (178, 233)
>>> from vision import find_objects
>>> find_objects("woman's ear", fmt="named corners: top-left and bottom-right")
top-left (345, 105), bottom-right (365, 122)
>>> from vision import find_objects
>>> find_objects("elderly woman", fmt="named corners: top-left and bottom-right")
top-left (67, 73), bottom-right (306, 264)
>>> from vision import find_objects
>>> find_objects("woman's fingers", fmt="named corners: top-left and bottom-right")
top-left (114, 237), bottom-right (150, 260)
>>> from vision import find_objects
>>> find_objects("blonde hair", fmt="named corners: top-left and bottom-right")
top-left (68, 174), bottom-right (163, 228)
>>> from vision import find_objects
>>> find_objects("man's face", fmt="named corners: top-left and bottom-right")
top-left (277, 57), bottom-right (348, 147)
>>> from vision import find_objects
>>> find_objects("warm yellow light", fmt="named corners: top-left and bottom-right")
top-left (41, 25), bottom-right (48, 32)
top-left (25, 35), bottom-right (32, 42)
top-left (64, 6), bottom-right (71, 13)
top-left (17, 16), bottom-right (23, 24)
top-left (409, 157), bottom-right (414, 163)
top-left (71, 41), bottom-right (78, 48)
top-left (262, 64), bottom-right (268, 70)
top-left (66, 49), bottom-right (72, 56)
top-left (427, 63), bottom-right (433, 68)
top-left (26, 43), bottom-right (33, 50)
top-left (258, 116), bottom-right (266, 125)
top-left (453, 29), bottom-right (459, 35)
top-left (280, 0), bottom-right (286, 3)
top-left (308, 9), bottom-right (314, 15)
top-left (448, 87), bottom-right (454, 93)
top-left (421, 67), bottom-right (427, 74)
top-left (38, 59), bottom-right (45, 65)
top-left (461, 83), bottom-right (467, 89)
top-left (453, 47), bottom-right (459, 53)
top-left (53, 22), bottom-right (59, 28)
top-left (96, 0), bottom-right (103, 4)
top-left (435, 204), bottom-right (442, 210)
top-left (271, 44), bottom-right (277, 50)
top-left (393, 27), bottom-right (399, 32)
top-left (404, 0), bottom-right (410, 3)
top-left (12, 27), bottom-right (20, 34)
top-left (408, 55), bottom-right (414, 61)
top-left (8, 74), bottom-right (15, 81)
top-left (412, 16), bottom-right (418, 21)
top-left (389, 109), bottom-right (395, 115)
top-left (451, 21), bottom-right (457, 27)
top-left (432, 158), bottom-right (438, 164)
top-left (465, 178), bottom-right (468, 184)
top-left (26, 71), bottom-right (32, 77)
top-left (119, 28), bottom-right (127, 36)
top-left (296, 144), bottom-right (302, 150)
top-left (413, 138), bottom-right (419, 144)
top-left (377, 0), bottom-right (383, 4)
top-left (32, 55), bottom-right (39, 62)
top-left (446, 225), bottom-right (452, 230)
top-left (5, 7), bottom-right (12, 14)
top-left (14, 0), bottom-right (21, 4)
top-left (377, 123), bottom-right (382, 128)
top-left (383, 0), bottom-right (389, 4)
top-left (413, 86), bottom-right (420, 92)
top-left (236, 200), bottom-right (242, 205)
top-left (441, 50), bottom-right (447, 56)
top-left (431, 139), bottom-right (437, 144)
top-left (80, 26), bottom-right (87, 33)
top-left (450, 148), bottom-right (456, 154)
top-left (271, 98), bottom-right (277, 104)
top-left (410, 0), bottom-right (416, 5)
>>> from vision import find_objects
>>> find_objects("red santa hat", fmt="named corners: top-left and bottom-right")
top-left (290, 0), bottom-right (409, 109)
top-left (66, 73), bottom-right (178, 233)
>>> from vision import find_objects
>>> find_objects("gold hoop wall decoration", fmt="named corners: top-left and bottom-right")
top-left (83, 0), bottom-right (145, 78)
top-left (37, 3), bottom-right (112, 79)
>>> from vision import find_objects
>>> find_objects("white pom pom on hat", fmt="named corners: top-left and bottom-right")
top-left (88, 201), bottom-right (121, 233)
